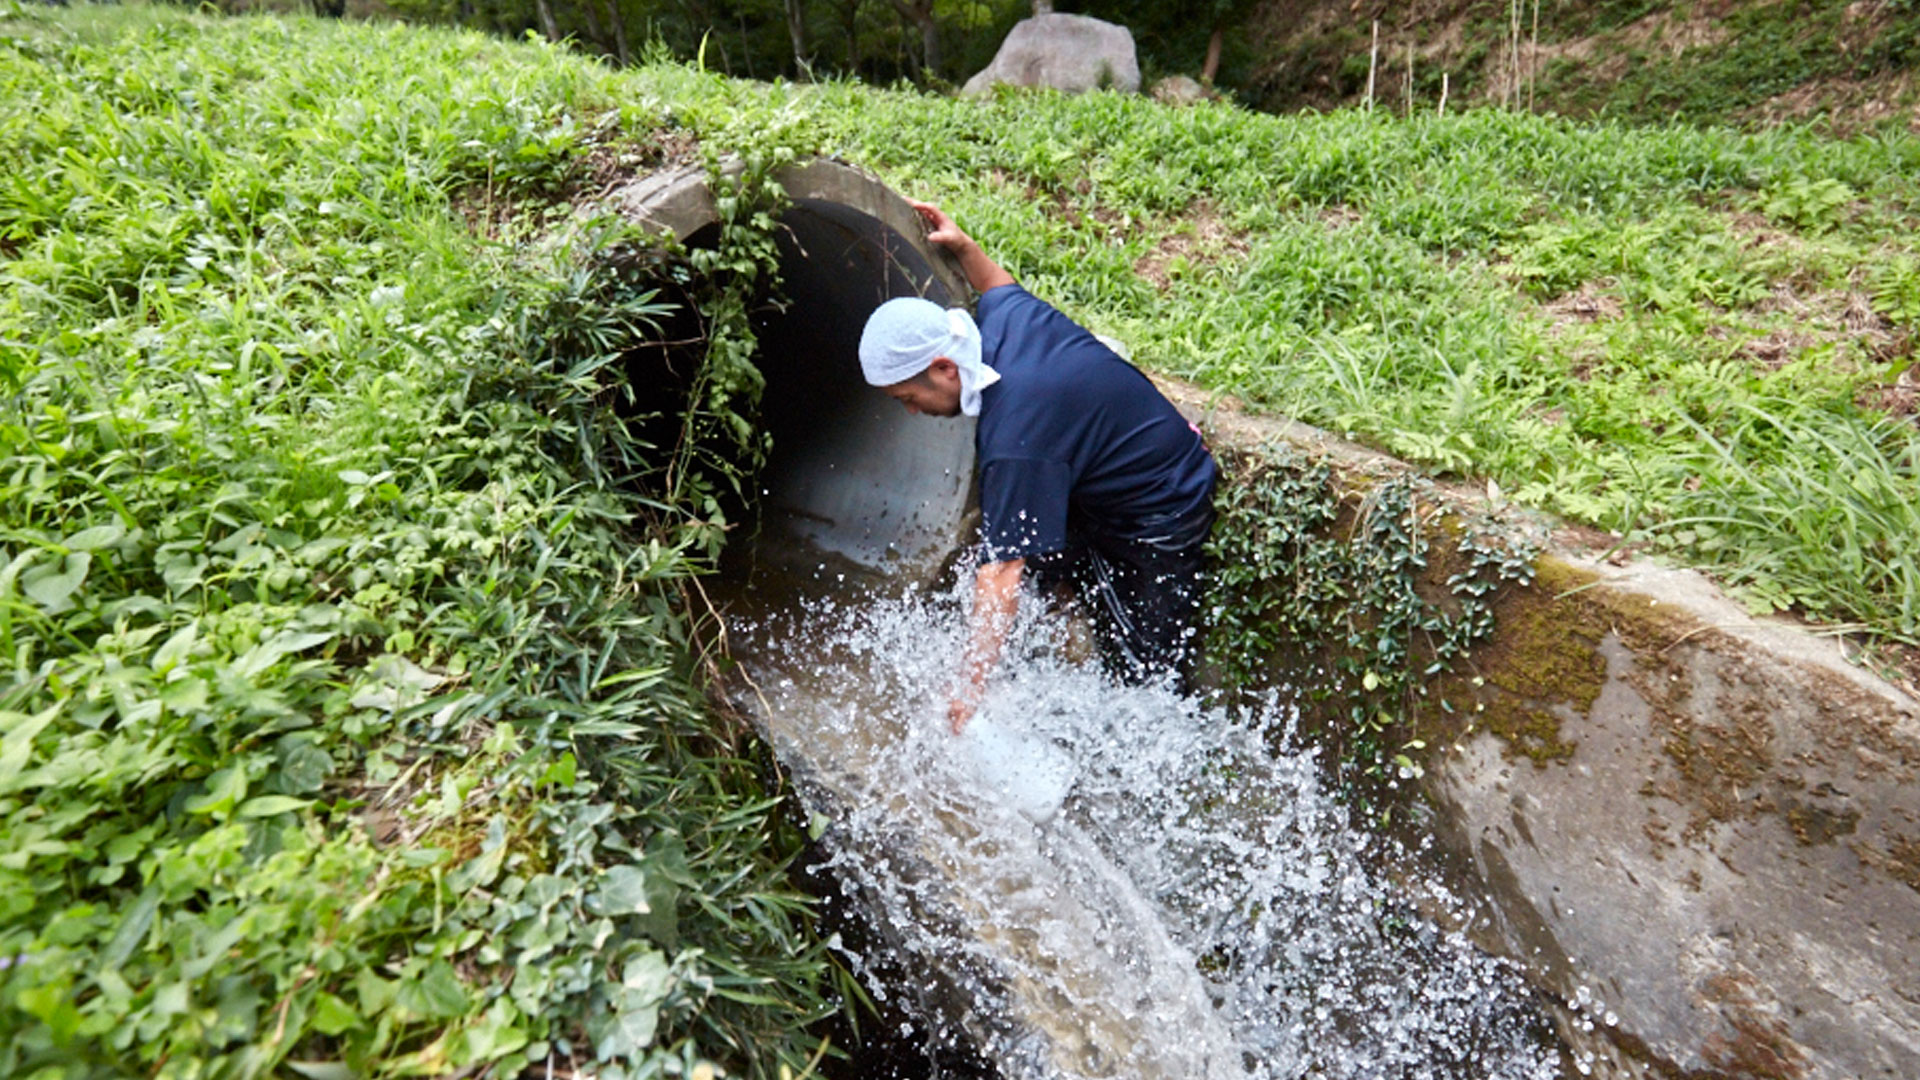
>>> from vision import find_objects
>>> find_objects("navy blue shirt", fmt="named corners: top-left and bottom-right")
top-left (973, 284), bottom-right (1215, 562)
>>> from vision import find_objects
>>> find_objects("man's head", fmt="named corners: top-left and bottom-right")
top-left (859, 296), bottom-right (987, 418)
top-left (879, 358), bottom-right (963, 417)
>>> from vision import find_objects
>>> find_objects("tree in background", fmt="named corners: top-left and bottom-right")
top-left (371, 0), bottom-right (1263, 95)
top-left (1070, 0), bottom-right (1258, 86)
top-left (377, 0), bottom-right (1029, 83)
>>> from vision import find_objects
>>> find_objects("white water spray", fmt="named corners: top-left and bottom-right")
top-left (733, 573), bottom-right (1562, 1080)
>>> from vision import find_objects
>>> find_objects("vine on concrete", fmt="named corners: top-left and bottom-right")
top-left (1206, 443), bottom-right (1540, 779)
top-left (655, 108), bottom-right (817, 559)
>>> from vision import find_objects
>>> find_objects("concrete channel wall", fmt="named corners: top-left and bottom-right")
top-left (1166, 385), bottom-right (1920, 1080)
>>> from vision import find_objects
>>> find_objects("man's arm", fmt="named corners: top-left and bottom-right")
top-left (949, 557), bottom-right (1024, 735)
top-left (910, 200), bottom-right (1016, 295)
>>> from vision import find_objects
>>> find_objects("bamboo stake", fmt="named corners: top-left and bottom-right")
top-left (1405, 40), bottom-right (1414, 114)
top-left (1530, 0), bottom-right (1541, 111)
top-left (1366, 20), bottom-right (1379, 110)
top-left (1509, 0), bottom-right (1521, 108)
top-left (1439, 72), bottom-right (1449, 116)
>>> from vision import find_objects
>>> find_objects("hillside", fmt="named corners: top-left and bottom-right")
top-left (1238, 0), bottom-right (1920, 128)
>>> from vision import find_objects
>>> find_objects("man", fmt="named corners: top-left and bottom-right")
top-left (859, 201), bottom-right (1217, 734)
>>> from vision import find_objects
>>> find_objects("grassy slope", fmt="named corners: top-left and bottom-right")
top-left (0, 8), bottom-right (832, 1080)
top-left (3, 4), bottom-right (1919, 1078)
top-left (1240, 0), bottom-right (1920, 130)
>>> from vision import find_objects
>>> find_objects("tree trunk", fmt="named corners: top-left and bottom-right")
top-left (1202, 24), bottom-right (1222, 84)
top-left (605, 0), bottom-right (632, 65)
top-left (533, 0), bottom-right (560, 42)
top-left (580, 0), bottom-right (605, 55)
top-left (785, 0), bottom-right (810, 75)
top-left (1033, 0), bottom-right (1053, 12)
top-left (844, 0), bottom-right (857, 71)
top-left (920, 10), bottom-right (939, 74)
top-left (888, 0), bottom-right (937, 77)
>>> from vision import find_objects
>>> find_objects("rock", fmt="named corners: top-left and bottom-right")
top-left (961, 14), bottom-right (1140, 97)
top-left (1150, 75), bottom-right (1209, 106)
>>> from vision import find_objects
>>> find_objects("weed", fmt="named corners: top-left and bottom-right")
top-left (0, 12), bottom-right (830, 1080)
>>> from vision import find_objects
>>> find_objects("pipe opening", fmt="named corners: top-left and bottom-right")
top-left (744, 199), bottom-right (974, 578)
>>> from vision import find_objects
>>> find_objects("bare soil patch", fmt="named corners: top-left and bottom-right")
top-left (1134, 202), bottom-right (1253, 292)
top-left (1540, 284), bottom-right (1624, 330)
top-left (1745, 70), bottom-right (1920, 133)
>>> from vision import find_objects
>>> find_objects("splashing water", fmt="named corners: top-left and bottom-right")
top-left (732, 572), bottom-right (1563, 1080)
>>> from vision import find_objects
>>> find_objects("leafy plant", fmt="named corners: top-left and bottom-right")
top-left (0, 14), bottom-right (833, 1080)
top-left (1205, 446), bottom-right (1538, 777)
top-left (1760, 176), bottom-right (1858, 233)
top-left (1869, 256), bottom-right (1920, 329)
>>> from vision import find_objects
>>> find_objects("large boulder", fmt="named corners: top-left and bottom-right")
top-left (961, 13), bottom-right (1140, 96)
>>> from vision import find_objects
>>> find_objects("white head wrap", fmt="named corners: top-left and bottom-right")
top-left (859, 297), bottom-right (1001, 417)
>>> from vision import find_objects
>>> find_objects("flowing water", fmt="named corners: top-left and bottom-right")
top-left (726, 563), bottom-right (1571, 1080)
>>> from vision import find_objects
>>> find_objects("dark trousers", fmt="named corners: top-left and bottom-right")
top-left (1027, 503), bottom-right (1215, 688)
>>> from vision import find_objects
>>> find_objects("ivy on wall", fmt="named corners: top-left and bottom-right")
top-left (1205, 443), bottom-right (1540, 779)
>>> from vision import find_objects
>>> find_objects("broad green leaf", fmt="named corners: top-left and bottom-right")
top-left (592, 865), bottom-right (651, 916)
top-left (310, 992), bottom-right (361, 1036)
top-left (182, 913), bottom-right (252, 979)
top-left (394, 960), bottom-right (471, 1021)
top-left (0, 705), bottom-right (60, 794)
top-left (22, 552), bottom-right (90, 611)
top-left (595, 999), bottom-right (659, 1062)
top-left (238, 795), bottom-right (313, 818)
top-left (63, 523), bottom-right (124, 551)
top-left (540, 751), bottom-right (577, 790)
top-left (98, 886), bottom-right (159, 971)
top-left (277, 741), bottom-right (333, 794)
top-left (621, 951), bottom-right (671, 994)
top-left (151, 621), bottom-right (199, 673)
top-left (184, 767), bottom-right (249, 818)
top-left (234, 629), bottom-right (336, 679)
top-left (458, 998), bottom-right (529, 1063)
top-left (160, 676), bottom-right (209, 710)
top-left (353, 968), bottom-right (396, 1015)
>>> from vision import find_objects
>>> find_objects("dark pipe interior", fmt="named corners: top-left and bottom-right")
top-left (746, 199), bottom-right (975, 577)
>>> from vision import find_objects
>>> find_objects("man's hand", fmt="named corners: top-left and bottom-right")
top-left (909, 199), bottom-right (968, 247)
top-left (948, 558), bottom-right (1024, 736)
top-left (947, 693), bottom-right (978, 736)
top-left (909, 199), bottom-right (1016, 294)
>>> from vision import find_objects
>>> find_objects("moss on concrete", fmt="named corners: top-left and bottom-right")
top-left (1424, 559), bottom-right (1606, 763)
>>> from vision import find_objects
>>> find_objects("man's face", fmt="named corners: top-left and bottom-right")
top-left (882, 359), bottom-right (963, 418)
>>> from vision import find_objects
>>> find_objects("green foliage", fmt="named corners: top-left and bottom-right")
top-left (1658, 405), bottom-right (1920, 638)
top-left (5, 12), bottom-right (1920, 1076)
top-left (0, 12), bottom-right (829, 1080)
top-left (1869, 256), bottom-right (1920, 329)
top-left (1502, 211), bottom-right (1771, 309)
top-left (1759, 176), bottom-right (1858, 233)
top-left (1206, 447), bottom-right (1538, 776)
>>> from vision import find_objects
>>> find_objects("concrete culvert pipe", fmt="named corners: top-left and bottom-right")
top-left (615, 160), bottom-right (976, 581)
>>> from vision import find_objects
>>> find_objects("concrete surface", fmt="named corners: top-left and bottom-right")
top-left (1164, 381), bottom-right (1920, 1080)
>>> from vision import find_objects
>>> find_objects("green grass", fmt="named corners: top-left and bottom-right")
top-left (5, 5), bottom-right (1920, 1077)
top-left (1, 8), bottom-right (834, 1079)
